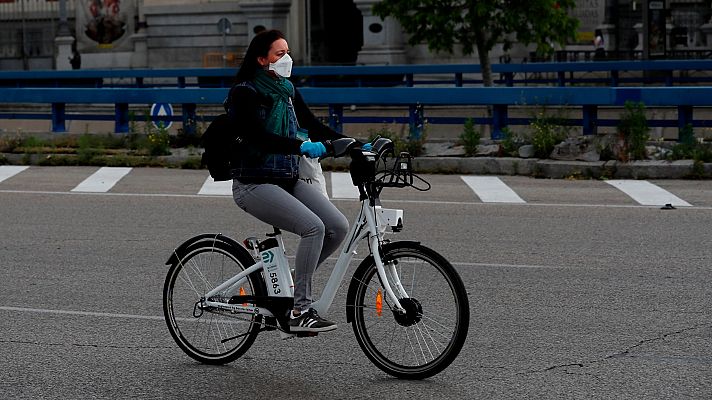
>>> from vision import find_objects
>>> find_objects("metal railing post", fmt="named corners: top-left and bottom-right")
top-left (408, 103), bottom-right (424, 141)
top-left (115, 103), bottom-right (129, 133)
top-left (582, 105), bottom-right (598, 136)
top-left (51, 103), bottom-right (66, 133)
top-left (328, 104), bottom-right (343, 133)
top-left (182, 103), bottom-right (197, 135)
top-left (491, 105), bottom-right (508, 140)
top-left (678, 105), bottom-right (693, 141)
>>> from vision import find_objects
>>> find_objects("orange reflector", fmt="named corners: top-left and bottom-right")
top-left (239, 287), bottom-right (247, 306)
top-left (375, 288), bottom-right (383, 317)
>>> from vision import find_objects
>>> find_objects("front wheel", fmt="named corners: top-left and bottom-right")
top-left (350, 242), bottom-right (469, 379)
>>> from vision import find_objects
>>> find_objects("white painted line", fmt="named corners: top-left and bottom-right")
top-left (2, 189), bottom-right (711, 210)
top-left (71, 167), bottom-right (132, 193)
top-left (331, 172), bottom-right (360, 199)
top-left (0, 166), bottom-right (29, 184)
top-left (461, 176), bottom-right (525, 203)
top-left (605, 180), bottom-right (692, 207)
top-left (0, 305), bottom-right (246, 325)
top-left (198, 176), bottom-right (232, 196)
top-left (0, 305), bottom-right (163, 321)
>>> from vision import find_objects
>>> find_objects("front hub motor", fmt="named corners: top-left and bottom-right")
top-left (392, 298), bottom-right (422, 327)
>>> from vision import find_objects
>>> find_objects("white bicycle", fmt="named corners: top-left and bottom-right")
top-left (163, 138), bottom-right (470, 379)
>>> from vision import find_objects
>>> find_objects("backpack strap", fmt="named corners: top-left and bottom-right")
top-left (223, 81), bottom-right (257, 113)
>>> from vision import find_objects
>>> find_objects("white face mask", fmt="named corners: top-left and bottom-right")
top-left (268, 53), bottom-right (293, 78)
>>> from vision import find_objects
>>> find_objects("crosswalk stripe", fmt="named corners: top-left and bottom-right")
top-left (605, 180), bottom-right (692, 207)
top-left (0, 166), bottom-right (29, 184)
top-left (331, 172), bottom-right (359, 199)
top-left (461, 176), bottom-right (526, 203)
top-left (198, 177), bottom-right (232, 196)
top-left (71, 167), bottom-right (132, 193)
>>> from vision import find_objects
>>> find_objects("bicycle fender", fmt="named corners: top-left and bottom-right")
top-left (345, 240), bottom-right (421, 323)
top-left (165, 233), bottom-right (245, 265)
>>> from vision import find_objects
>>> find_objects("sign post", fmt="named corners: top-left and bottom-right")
top-left (217, 18), bottom-right (232, 67)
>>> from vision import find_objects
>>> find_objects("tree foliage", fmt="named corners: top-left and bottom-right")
top-left (373, 0), bottom-right (579, 85)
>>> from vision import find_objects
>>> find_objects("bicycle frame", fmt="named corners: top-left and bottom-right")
top-left (200, 198), bottom-right (407, 319)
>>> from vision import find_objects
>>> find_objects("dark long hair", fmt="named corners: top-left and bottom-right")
top-left (235, 30), bottom-right (286, 83)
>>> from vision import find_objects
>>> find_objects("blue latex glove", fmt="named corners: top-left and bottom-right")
top-left (362, 143), bottom-right (373, 152)
top-left (300, 141), bottom-right (327, 158)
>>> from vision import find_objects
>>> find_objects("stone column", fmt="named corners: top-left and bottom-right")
top-left (635, 23), bottom-right (644, 52)
top-left (353, 0), bottom-right (406, 65)
top-left (700, 17), bottom-right (712, 47)
top-left (239, 0), bottom-right (292, 42)
top-left (55, 36), bottom-right (74, 70)
top-left (131, 0), bottom-right (148, 68)
top-left (54, 0), bottom-right (74, 70)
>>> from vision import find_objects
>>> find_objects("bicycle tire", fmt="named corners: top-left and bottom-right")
top-left (163, 238), bottom-right (264, 364)
top-left (350, 242), bottom-right (469, 379)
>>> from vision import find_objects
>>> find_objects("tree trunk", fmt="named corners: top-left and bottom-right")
top-left (475, 33), bottom-right (493, 87)
top-left (475, 33), bottom-right (494, 138)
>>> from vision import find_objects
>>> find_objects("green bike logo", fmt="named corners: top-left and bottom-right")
top-left (261, 250), bottom-right (274, 264)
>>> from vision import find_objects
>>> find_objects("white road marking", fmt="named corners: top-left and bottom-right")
top-left (198, 177), bottom-right (232, 196)
top-left (71, 167), bottom-right (132, 193)
top-left (605, 180), bottom-right (692, 207)
top-left (1, 188), bottom-right (708, 210)
top-left (0, 165), bottom-right (29, 183)
top-left (331, 172), bottom-right (359, 199)
top-left (0, 306), bottom-right (163, 321)
top-left (461, 176), bottom-right (526, 203)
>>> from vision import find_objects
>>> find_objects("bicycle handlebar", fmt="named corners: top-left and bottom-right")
top-left (325, 137), bottom-right (430, 196)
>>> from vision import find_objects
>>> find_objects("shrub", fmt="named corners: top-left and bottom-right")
top-left (367, 124), bottom-right (427, 156)
top-left (617, 101), bottom-right (649, 161)
top-left (529, 112), bottom-right (568, 158)
top-left (459, 118), bottom-right (480, 156)
top-left (669, 125), bottom-right (712, 166)
top-left (147, 127), bottom-right (171, 156)
top-left (500, 128), bottom-right (528, 156)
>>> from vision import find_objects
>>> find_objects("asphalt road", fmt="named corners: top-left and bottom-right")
top-left (0, 167), bottom-right (710, 399)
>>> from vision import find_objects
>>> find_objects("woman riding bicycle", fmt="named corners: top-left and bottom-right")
top-left (227, 30), bottom-right (358, 333)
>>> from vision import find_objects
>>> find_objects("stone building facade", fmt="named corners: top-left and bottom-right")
top-left (1, 0), bottom-right (712, 71)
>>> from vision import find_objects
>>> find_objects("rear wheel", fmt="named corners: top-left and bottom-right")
top-left (351, 243), bottom-right (469, 379)
top-left (163, 239), bottom-right (264, 364)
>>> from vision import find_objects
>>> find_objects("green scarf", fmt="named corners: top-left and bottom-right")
top-left (252, 70), bottom-right (295, 138)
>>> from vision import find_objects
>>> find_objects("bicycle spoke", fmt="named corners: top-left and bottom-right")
top-left (414, 324), bottom-right (438, 360)
top-left (404, 327), bottom-right (421, 365)
top-left (418, 319), bottom-right (453, 343)
top-left (419, 313), bottom-right (455, 332)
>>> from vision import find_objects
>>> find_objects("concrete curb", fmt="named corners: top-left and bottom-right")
top-left (323, 157), bottom-right (711, 179)
top-left (2, 151), bottom-right (710, 179)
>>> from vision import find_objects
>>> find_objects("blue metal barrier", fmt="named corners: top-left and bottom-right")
top-left (2, 86), bottom-right (711, 138)
top-left (2, 60), bottom-right (712, 88)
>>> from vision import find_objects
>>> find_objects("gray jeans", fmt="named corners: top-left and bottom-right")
top-left (232, 179), bottom-right (349, 311)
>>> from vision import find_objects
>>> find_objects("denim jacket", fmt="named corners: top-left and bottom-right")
top-left (226, 82), bottom-right (301, 182)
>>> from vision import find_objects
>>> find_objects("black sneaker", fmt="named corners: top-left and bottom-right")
top-left (288, 308), bottom-right (337, 333)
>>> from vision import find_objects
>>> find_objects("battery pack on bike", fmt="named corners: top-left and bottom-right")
top-left (258, 238), bottom-right (294, 297)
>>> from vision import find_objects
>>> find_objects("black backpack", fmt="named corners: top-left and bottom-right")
top-left (201, 113), bottom-right (242, 181)
top-left (201, 81), bottom-right (259, 181)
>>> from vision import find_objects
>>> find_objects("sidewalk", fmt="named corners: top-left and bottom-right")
top-left (321, 154), bottom-right (711, 179)
top-left (1, 139), bottom-right (710, 179)
top-left (319, 140), bottom-right (712, 179)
